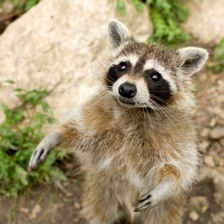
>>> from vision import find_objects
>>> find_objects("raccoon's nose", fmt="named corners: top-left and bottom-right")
top-left (119, 82), bottom-right (137, 98)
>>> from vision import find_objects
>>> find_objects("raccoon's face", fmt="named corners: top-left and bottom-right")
top-left (106, 49), bottom-right (176, 109)
top-left (105, 20), bottom-right (208, 110)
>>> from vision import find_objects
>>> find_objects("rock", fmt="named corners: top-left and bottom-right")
top-left (29, 204), bottom-right (41, 220)
top-left (20, 207), bottom-right (29, 214)
top-left (74, 202), bottom-right (81, 210)
top-left (0, 0), bottom-right (152, 123)
top-left (209, 127), bottom-right (224, 140)
top-left (204, 155), bottom-right (216, 168)
top-left (183, 0), bottom-right (224, 44)
top-left (198, 141), bottom-right (210, 153)
top-left (189, 211), bottom-right (199, 221)
top-left (209, 117), bottom-right (217, 128)
top-left (200, 128), bottom-right (210, 138)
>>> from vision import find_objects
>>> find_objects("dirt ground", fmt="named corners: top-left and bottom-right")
top-left (0, 2), bottom-right (224, 224)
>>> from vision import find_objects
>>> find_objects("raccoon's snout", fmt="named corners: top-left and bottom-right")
top-left (113, 78), bottom-right (151, 108)
top-left (118, 82), bottom-right (137, 98)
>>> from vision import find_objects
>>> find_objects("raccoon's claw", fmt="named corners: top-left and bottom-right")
top-left (29, 146), bottom-right (50, 170)
top-left (135, 193), bottom-right (153, 212)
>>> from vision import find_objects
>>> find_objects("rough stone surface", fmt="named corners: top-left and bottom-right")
top-left (183, 0), bottom-right (224, 44)
top-left (204, 155), bottom-right (215, 168)
top-left (0, 0), bottom-right (152, 123)
top-left (189, 211), bottom-right (199, 221)
top-left (209, 127), bottom-right (224, 140)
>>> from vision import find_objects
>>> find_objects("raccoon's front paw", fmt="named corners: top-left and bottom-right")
top-left (135, 192), bottom-right (155, 212)
top-left (29, 132), bottom-right (61, 170)
top-left (29, 146), bottom-right (50, 170)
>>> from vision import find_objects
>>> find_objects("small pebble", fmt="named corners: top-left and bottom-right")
top-left (204, 155), bottom-right (215, 167)
top-left (200, 128), bottom-right (210, 138)
top-left (209, 118), bottom-right (217, 127)
top-left (209, 127), bottom-right (224, 140)
top-left (189, 211), bottom-right (199, 221)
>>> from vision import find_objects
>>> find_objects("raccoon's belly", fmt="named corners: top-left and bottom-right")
top-left (76, 150), bottom-right (144, 191)
top-left (85, 156), bottom-right (140, 208)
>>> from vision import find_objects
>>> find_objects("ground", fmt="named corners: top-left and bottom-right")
top-left (0, 2), bottom-right (224, 224)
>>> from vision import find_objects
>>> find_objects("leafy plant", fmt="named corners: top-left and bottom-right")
top-left (24, 0), bottom-right (40, 11)
top-left (117, 0), bottom-right (126, 16)
top-left (0, 87), bottom-right (66, 197)
top-left (117, 0), bottom-right (143, 14)
top-left (208, 38), bottom-right (224, 73)
top-left (132, 0), bottom-right (144, 12)
top-left (117, 0), bottom-right (190, 45)
top-left (147, 0), bottom-right (190, 45)
top-left (12, 0), bottom-right (40, 13)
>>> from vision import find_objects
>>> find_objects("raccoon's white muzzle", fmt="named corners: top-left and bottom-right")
top-left (112, 75), bottom-right (153, 108)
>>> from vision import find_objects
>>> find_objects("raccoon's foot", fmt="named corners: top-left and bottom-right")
top-left (29, 132), bottom-right (61, 170)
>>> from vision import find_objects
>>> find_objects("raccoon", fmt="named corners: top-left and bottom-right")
top-left (29, 20), bottom-right (208, 224)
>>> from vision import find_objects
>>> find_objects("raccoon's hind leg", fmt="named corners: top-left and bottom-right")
top-left (81, 173), bottom-right (131, 224)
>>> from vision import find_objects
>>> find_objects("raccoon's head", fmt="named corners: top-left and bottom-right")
top-left (105, 20), bottom-right (208, 111)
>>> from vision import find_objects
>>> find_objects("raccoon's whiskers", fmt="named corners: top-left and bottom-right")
top-left (149, 99), bottom-right (178, 129)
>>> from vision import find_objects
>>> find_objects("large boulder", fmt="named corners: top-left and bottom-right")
top-left (0, 0), bottom-right (152, 123)
top-left (183, 0), bottom-right (224, 45)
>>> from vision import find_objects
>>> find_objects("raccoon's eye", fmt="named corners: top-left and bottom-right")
top-left (117, 61), bottom-right (129, 72)
top-left (145, 69), bottom-right (162, 82)
top-left (151, 72), bottom-right (161, 81)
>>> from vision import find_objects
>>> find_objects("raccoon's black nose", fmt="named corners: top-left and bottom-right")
top-left (119, 82), bottom-right (137, 98)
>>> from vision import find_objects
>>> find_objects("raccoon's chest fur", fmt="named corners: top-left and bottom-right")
top-left (75, 122), bottom-right (181, 190)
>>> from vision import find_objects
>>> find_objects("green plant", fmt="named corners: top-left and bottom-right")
top-left (147, 0), bottom-right (190, 45)
top-left (208, 38), bottom-right (224, 73)
top-left (132, 0), bottom-right (144, 12)
top-left (12, 0), bottom-right (40, 13)
top-left (117, 0), bottom-right (144, 15)
top-left (117, 0), bottom-right (190, 45)
top-left (24, 0), bottom-right (40, 11)
top-left (0, 86), bottom-right (66, 197)
top-left (117, 0), bottom-right (126, 16)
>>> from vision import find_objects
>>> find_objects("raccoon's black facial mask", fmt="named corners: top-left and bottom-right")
top-left (106, 57), bottom-right (172, 107)
top-left (106, 61), bottom-right (131, 88)
top-left (144, 69), bottom-right (172, 106)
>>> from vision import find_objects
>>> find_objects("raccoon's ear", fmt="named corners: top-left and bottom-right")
top-left (177, 47), bottom-right (208, 76)
top-left (108, 20), bottom-right (130, 48)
